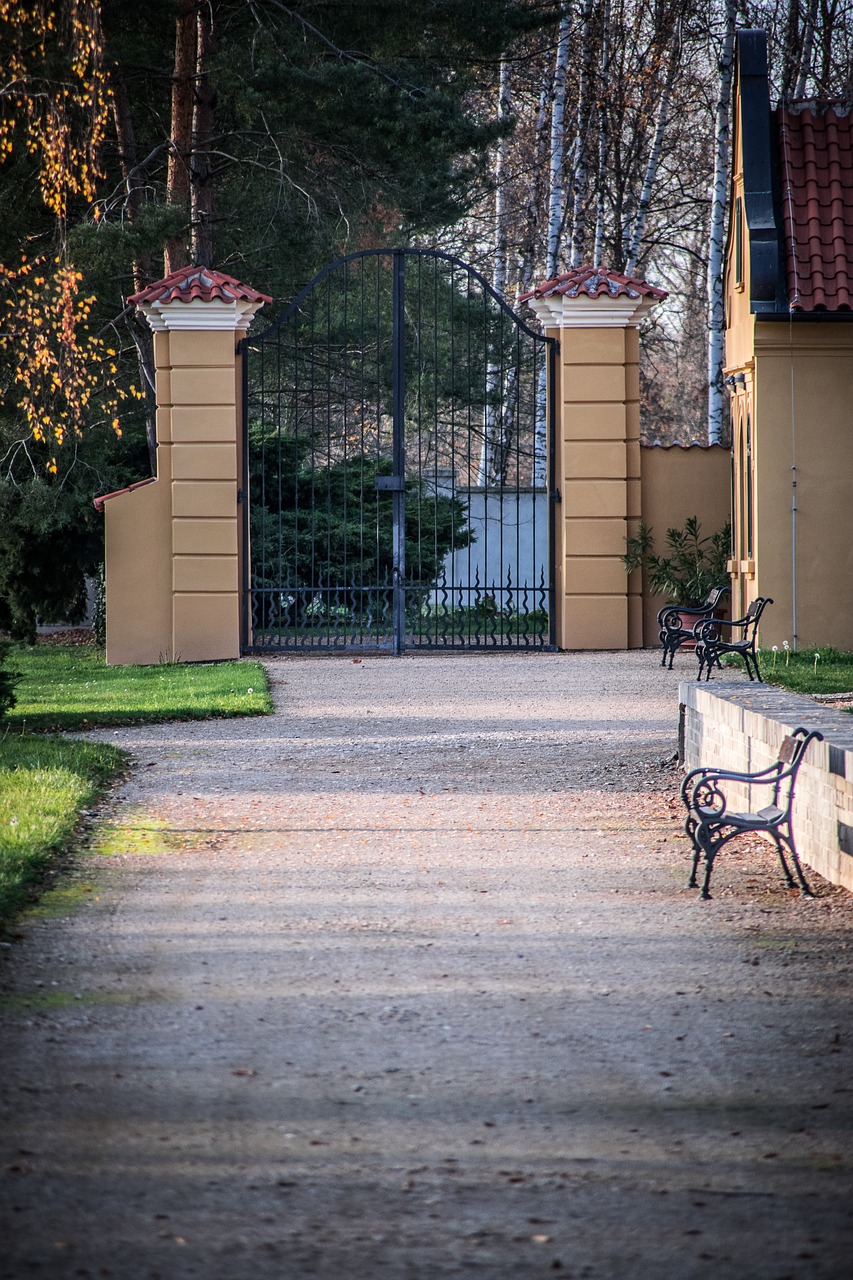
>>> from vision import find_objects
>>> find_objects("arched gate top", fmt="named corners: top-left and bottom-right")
top-left (246, 247), bottom-right (557, 348)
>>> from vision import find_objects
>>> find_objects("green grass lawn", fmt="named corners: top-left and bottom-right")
top-left (0, 734), bottom-right (126, 922)
top-left (0, 644), bottom-right (273, 924)
top-left (7, 645), bottom-right (272, 732)
top-left (757, 646), bottom-right (853, 696)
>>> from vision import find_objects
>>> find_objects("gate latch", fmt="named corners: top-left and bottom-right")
top-left (375, 475), bottom-right (406, 492)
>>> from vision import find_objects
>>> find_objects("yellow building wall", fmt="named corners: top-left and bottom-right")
top-left (750, 325), bottom-right (853, 650)
top-left (638, 445), bottom-right (731, 645)
top-left (725, 51), bottom-right (853, 651)
top-left (722, 95), bottom-right (756, 378)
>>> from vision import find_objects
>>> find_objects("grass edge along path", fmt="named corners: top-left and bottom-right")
top-left (757, 646), bottom-right (853, 697)
top-left (0, 645), bottom-right (273, 925)
top-left (0, 734), bottom-right (127, 925)
top-left (7, 645), bottom-right (272, 732)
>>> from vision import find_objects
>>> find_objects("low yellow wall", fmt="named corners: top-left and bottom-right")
top-left (103, 476), bottom-right (172, 665)
top-left (102, 324), bottom-right (243, 665)
top-left (639, 444), bottom-right (731, 645)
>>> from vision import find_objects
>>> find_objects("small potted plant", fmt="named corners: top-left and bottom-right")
top-left (623, 515), bottom-right (731, 635)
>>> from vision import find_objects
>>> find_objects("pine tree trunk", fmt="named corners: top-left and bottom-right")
top-left (706, 0), bottom-right (736, 447)
top-left (111, 71), bottom-right (157, 469)
top-left (191, 2), bottom-right (216, 268)
top-left (164, 0), bottom-right (197, 274)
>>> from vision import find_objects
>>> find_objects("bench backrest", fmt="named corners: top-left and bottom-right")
top-left (742, 596), bottom-right (773, 633)
top-left (705, 584), bottom-right (730, 610)
top-left (772, 728), bottom-right (824, 806)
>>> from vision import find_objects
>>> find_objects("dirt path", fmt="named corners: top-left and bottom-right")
top-left (2, 651), bottom-right (853, 1279)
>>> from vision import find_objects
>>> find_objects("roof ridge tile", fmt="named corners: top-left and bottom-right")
top-left (128, 265), bottom-right (272, 308)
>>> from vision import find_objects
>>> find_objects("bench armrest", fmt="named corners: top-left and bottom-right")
top-left (681, 762), bottom-right (782, 806)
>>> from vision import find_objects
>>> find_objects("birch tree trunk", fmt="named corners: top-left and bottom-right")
top-left (780, 0), bottom-right (802, 97)
top-left (532, 13), bottom-right (572, 489)
top-left (570, 0), bottom-right (595, 269)
top-left (624, 27), bottom-right (679, 277)
top-left (479, 57), bottom-right (513, 485)
top-left (794, 0), bottom-right (819, 97)
top-left (706, 0), bottom-right (736, 447)
top-left (546, 13), bottom-right (572, 277)
top-left (593, 0), bottom-right (611, 268)
top-left (518, 68), bottom-right (550, 489)
top-left (492, 57), bottom-right (512, 301)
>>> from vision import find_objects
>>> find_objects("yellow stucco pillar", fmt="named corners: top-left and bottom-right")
top-left (98, 268), bottom-right (269, 664)
top-left (523, 275), bottom-right (666, 650)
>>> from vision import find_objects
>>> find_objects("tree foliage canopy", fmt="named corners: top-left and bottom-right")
top-left (0, 0), bottom-right (556, 633)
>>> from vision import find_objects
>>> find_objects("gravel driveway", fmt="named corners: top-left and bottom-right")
top-left (1, 650), bottom-right (853, 1279)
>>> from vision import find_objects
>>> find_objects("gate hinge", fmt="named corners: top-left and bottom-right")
top-left (237, 488), bottom-right (244, 505)
top-left (551, 488), bottom-right (562, 504)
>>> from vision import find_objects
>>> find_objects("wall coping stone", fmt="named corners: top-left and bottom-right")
top-left (679, 681), bottom-right (853, 761)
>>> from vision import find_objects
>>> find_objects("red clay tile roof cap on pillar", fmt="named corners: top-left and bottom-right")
top-left (127, 265), bottom-right (272, 307)
top-left (777, 103), bottom-right (853, 312)
top-left (518, 265), bottom-right (668, 303)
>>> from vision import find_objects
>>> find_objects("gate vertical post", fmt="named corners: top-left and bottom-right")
top-left (391, 249), bottom-right (407, 654)
top-left (97, 268), bottom-right (269, 664)
top-left (522, 270), bottom-right (667, 650)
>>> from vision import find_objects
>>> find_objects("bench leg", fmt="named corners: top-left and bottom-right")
top-left (778, 830), bottom-right (813, 896)
top-left (697, 827), bottom-right (717, 899)
top-left (685, 817), bottom-right (701, 888)
top-left (771, 833), bottom-right (797, 889)
top-left (744, 650), bottom-right (761, 682)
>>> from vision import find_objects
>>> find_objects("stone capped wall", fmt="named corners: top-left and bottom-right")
top-left (680, 680), bottom-right (853, 893)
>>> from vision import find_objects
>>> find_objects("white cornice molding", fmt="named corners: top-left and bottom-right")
top-left (526, 292), bottom-right (660, 329)
top-left (139, 297), bottom-right (266, 333)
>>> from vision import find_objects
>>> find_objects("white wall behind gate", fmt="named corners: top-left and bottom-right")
top-left (437, 486), bottom-right (549, 605)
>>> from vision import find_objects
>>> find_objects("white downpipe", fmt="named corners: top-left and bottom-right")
top-left (790, 325), bottom-right (798, 651)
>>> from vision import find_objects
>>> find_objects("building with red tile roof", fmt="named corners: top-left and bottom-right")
top-left (724, 28), bottom-right (853, 654)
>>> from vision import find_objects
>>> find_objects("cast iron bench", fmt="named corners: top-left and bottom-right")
top-left (657, 585), bottom-right (730, 669)
top-left (681, 726), bottom-right (823, 899)
top-left (693, 595), bottom-right (773, 681)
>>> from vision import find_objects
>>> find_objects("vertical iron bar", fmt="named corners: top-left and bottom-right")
top-left (392, 249), bottom-right (407, 655)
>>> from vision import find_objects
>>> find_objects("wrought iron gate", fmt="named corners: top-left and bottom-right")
top-left (241, 249), bottom-right (557, 653)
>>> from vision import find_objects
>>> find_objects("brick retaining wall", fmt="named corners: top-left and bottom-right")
top-left (679, 681), bottom-right (853, 893)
